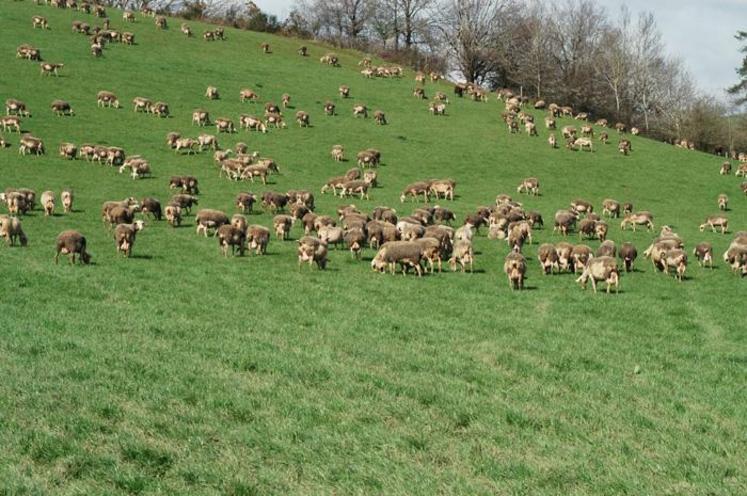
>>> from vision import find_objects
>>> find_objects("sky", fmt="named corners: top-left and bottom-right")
top-left (255, 0), bottom-right (746, 97)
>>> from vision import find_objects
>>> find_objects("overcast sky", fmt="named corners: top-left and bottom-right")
top-left (255, 0), bottom-right (746, 97)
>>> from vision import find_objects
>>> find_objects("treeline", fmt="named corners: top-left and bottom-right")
top-left (99, 1), bottom-right (747, 154)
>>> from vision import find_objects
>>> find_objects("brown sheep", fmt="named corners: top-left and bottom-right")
top-left (54, 230), bottom-right (90, 264)
top-left (216, 224), bottom-right (246, 257)
top-left (113, 220), bottom-right (144, 257)
top-left (504, 252), bottom-right (527, 290)
top-left (195, 209), bottom-right (229, 237)
top-left (693, 242), bottom-right (713, 268)
top-left (619, 242), bottom-right (638, 272)
top-left (576, 256), bottom-right (619, 293)
top-left (537, 243), bottom-right (559, 274)
top-left (246, 225), bottom-right (270, 255)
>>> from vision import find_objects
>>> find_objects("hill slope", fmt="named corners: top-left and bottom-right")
top-left (0, 3), bottom-right (745, 494)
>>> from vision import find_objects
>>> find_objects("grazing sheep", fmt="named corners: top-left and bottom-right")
top-left (537, 243), bottom-right (559, 274)
top-left (718, 194), bottom-right (728, 211)
top-left (216, 224), bottom-right (246, 257)
top-left (596, 240), bottom-right (617, 258)
top-left (553, 209), bottom-right (577, 236)
top-left (54, 230), bottom-right (90, 264)
top-left (265, 113), bottom-right (286, 129)
top-left (123, 11), bottom-right (135, 22)
top-left (400, 182), bottom-right (430, 203)
top-left (373, 110), bottom-right (387, 125)
top-left (568, 137), bottom-right (593, 152)
top-left (192, 109), bottom-right (210, 126)
top-left (50, 100), bottom-right (74, 116)
top-left (40, 191), bottom-right (55, 217)
top-left (170, 194), bottom-right (199, 214)
top-left (699, 215), bottom-right (728, 234)
top-left (155, 15), bottom-right (167, 29)
top-left (151, 101), bottom-right (169, 118)
top-left (239, 114), bottom-right (267, 133)
top-left (615, 122), bottom-right (627, 133)
top-left (619, 242), bottom-right (638, 272)
top-left (429, 102), bottom-right (447, 115)
top-left (504, 252), bottom-right (527, 290)
top-left (516, 177), bottom-right (539, 196)
top-left (562, 126), bottom-right (577, 139)
top-left (297, 236), bottom-right (329, 270)
top-left (356, 149), bottom-right (381, 167)
top-left (331, 145), bottom-right (344, 162)
top-left (195, 209), bottom-right (229, 237)
top-left (17, 44), bottom-right (41, 61)
top-left (1, 116), bottom-right (22, 133)
top-left (601, 199), bottom-right (620, 218)
top-left (429, 179), bottom-right (455, 201)
top-left (214, 117), bottom-right (235, 133)
top-left (197, 133), bottom-right (218, 151)
top-left (231, 214), bottom-right (248, 232)
top-left (320, 53), bottom-right (339, 66)
top-left (353, 105), bottom-right (368, 118)
top-left (576, 256), bottom-right (619, 293)
top-left (570, 199), bottom-right (593, 216)
top-left (343, 227), bottom-right (366, 259)
top-left (169, 176), bottom-right (199, 195)
top-left (205, 86), bottom-right (219, 100)
top-left (61, 190), bottom-right (74, 213)
top-left (113, 220), bottom-right (144, 257)
top-left (339, 85), bottom-right (350, 98)
top-left (693, 242), bottom-right (713, 268)
top-left (244, 225), bottom-right (269, 255)
top-left (97, 91), bottom-right (120, 108)
top-left (58, 142), bottom-right (77, 160)
top-left (618, 139), bottom-right (632, 155)
top-left (662, 248), bottom-right (688, 281)
top-left (296, 111), bottom-right (310, 127)
top-left (261, 191), bottom-right (289, 212)
top-left (599, 131), bottom-right (609, 144)
top-left (40, 63), bottom-right (64, 76)
top-left (18, 135), bottom-right (45, 156)
top-left (5, 99), bottom-right (31, 117)
top-left (122, 32), bottom-right (135, 45)
top-left (163, 204), bottom-right (182, 227)
top-left (0, 216), bottom-right (28, 246)
top-left (235, 192), bottom-right (257, 213)
top-left (720, 161), bottom-right (732, 175)
top-left (548, 133), bottom-right (557, 148)
top-left (32, 16), bottom-right (49, 29)
top-left (544, 116), bottom-right (556, 129)
top-left (371, 241), bottom-right (423, 276)
top-left (272, 215), bottom-right (293, 240)
top-left (260, 42), bottom-right (271, 53)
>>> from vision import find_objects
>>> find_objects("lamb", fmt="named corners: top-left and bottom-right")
top-left (516, 177), bottom-right (539, 196)
top-left (113, 220), bottom-right (144, 257)
top-left (621, 211), bottom-right (654, 232)
top-left (54, 230), bottom-right (90, 264)
top-left (693, 242), bottom-right (713, 268)
top-left (504, 252), bottom-right (527, 290)
top-left (412, 237), bottom-right (444, 273)
top-left (619, 242), bottom-right (638, 272)
top-left (0, 216), bottom-right (28, 246)
top-left (216, 225), bottom-right (246, 257)
top-left (576, 256), bottom-right (619, 293)
top-left (61, 190), bottom-right (74, 213)
top-left (537, 243), bottom-right (560, 274)
top-left (97, 91), bottom-right (120, 108)
top-left (40, 191), bottom-right (55, 217)
top-left (371, 241), bottom-right (423, 276)
top-left (51, 100), bottom-right (74, 116)
top-left (699, 215), bottom-right (728, 234)
top-left (195, 209), bottom-right (229, 236)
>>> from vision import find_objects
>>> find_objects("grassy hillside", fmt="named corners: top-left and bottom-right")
top-left (0, 3), bottom-right (745, 494)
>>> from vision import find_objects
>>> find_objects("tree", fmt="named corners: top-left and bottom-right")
top-left (727, 31), bottom-right (747, 105)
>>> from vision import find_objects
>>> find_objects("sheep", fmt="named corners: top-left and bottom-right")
top-left (548, 134), bottom-right (557, 148)
top-left (297, 236), bottom-right (329, 270)
top-left (568, 137), bottom-right (593, 152)
top-left (562, 126), bottom-right (577, 139)
top-left (272, 215), bottom-right (293, 240)
top-left (371, 241), bottom-right (423, 276)
top-left (356, 149), bottom-right (380, 168)
top-left (0, 215), bottom-right (28, 247)
top-left (317, 225), bottom-right (344, 250)
top-left (618, 211), bottom-right (653, 232)
top-left (155, 15), bottom-right (167, 29)
top-left (192, 109), bottom-right (210, 126)
top-left (231, 214), bottom-right (248, 233)
top-left (737, 164), bottom-right (747, 177)
top-left (596, 240), bottom-right (617, 258)
top-left (366, 220), bottom-right (399, 249)
top-left (699, 215), bottom-right (728, 234)
top-left (54, 230), bottom-right (90, 264)
top-left (122, 32), bottom-right (135, 45)
top-left (576, 256), bottom-right (619, 293)
top-left (1, 116), bottom-right (21, 133)
top-left (427, 179), bottom-right (455, 201)
top-left (239, 114), bottom-right (267, 133)
top-left (504, 252), bottom-right (527, 290)
top-left (18, 135), bottom-right (45, 156)
top-left (516, 177), bottom-right (539, 196)
top-left (40, 191), bottom-right (55, 217)
top-left (373, 110), bottom-right (387, 125)
top-left (297, 46), bottom-right (308, 56)
top-left (163, 204), bottom-right (182, 227)
top-left (197, 133), bottom-right (218, 151)
top-left (353, 105), bottom-right (368, 118)
top-left (400, 182), bottom-right (430, 203)
top-left (170, 194), bottom-right (198, 214)
top-left (343, 228), bottom-right (366, 259)
top-left (123, 11), bottom-right (135, 22)
top-left (60, 190), bottom-right (73, 213)
top-left (215, 117), bottom-right (236, 133)
top-left (235, 192), bottom-right (257, 213)
top-left (662, 248), bottom-right (688, 281)
top-left (693, 242), bottom-right (713, 268)
top-left (205, 86), bottom-right (219, 100)
top-left (723, 240), bottom-right (747, 274)
top-left (17, 44), bottom-right (41, 61)
top-left (195, 209), bottom-right (229, 237)
top-left (97, 91), bottom-right (120, 108)
top-left (339, 85), bottom-right (350, 98)
top-left (265, 113), bottom-right (286, 129)
top-left (717, 194), bottom-right (729, 211)
top-left (618, 139), bottom-right (632, 155)
top-left (32, 15), bottom-right (49, 29)
top-left (261, 192), bottom-right (289, 213)
top-left (113, 220), bottom-right (144, 257)
top-left (601, 199), bottom-right (620, 218)
top-left (331, 145), bottom-right (344, 162)
top-left (242, 162), bottom-right (278, 184)
top-left (245, 225), bottom-right (269, 255)
top-left (554, 242), bottom-right (574, 272)
top-left (618, 242), bottom-right (638, 272)
top-left (51, 100), bottom-right (74, 116)
top-left (169, 176), bottom-right (199, 195)
top-left (40, 63), bottom-right (64, 77)
top-left (411, 237), bottom-right (443, 273)
top-left (622, 202), bottom-right (634, 215)
top-left (296, 111), bottom-right (310, 127)
top-left (720, 161), bottom-right (732, 175)
top-left (553, 210), bottom-right (577, 236)
top-left (537, 243), bottom-right (559, 275)
top-left (544, 116), bottom-right (556, 129)
top-left (215, 225), bottom-right (246, 257)
top-left (151, 102), bottom-right (169, 118)
top-left (174, 138), bottom-right (198, 154)
top-left (5, 99), bottom-right (31, 118)
top-left (581, 125), bottom-right (593, 137)
top-left (598, 131), bottom-right (609, 144)
top-left (372, 207), bottom-right (397, 225)
top-left (58, 142), bottom-right (77, 160)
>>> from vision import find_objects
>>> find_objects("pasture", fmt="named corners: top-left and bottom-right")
top-left (0, 2), bottom-right (745, 494)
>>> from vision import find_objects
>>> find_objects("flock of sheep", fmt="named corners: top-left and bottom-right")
top-left (2, 2), bottom-right (747, 292)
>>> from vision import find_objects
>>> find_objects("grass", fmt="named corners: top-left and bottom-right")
top-left (0, 2), bottom-right (746, 494)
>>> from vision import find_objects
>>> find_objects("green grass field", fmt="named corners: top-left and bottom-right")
top-left (0, 3), bottom-right (745, 494)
